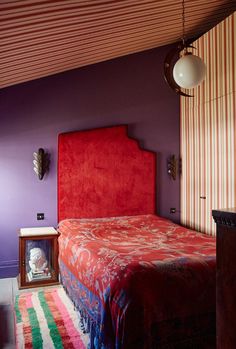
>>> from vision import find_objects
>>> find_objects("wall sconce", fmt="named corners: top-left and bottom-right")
top-left (167, 155), bottom-right (177, 180)
top-left (33, 148), bottom-right (50, 180)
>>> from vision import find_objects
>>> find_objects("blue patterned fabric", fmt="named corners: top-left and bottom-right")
top-left (59, 260), bottom-right (112, 349)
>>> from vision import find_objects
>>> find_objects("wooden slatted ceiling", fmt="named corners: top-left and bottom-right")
top-left (1, 1), bottom-right (236, 88)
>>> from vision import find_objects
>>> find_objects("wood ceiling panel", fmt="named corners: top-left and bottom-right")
top-left (1, 0), bottom-right (235, 88)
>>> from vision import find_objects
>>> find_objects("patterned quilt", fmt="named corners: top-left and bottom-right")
top-left (58, 214), bottom-right (216, 349)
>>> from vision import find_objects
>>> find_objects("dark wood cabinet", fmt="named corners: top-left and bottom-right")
top-left (212, 208), bottom-right (236, 349)
top-left (18, 227), bottom-right (59, 289)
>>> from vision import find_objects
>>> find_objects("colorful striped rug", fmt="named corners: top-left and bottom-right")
top-left (14, 287), bottom-right (89, 349)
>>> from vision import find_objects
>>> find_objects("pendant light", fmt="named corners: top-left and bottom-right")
top-left (164, 0), bottom-right (206, 96)
top-left (173, 0), bottom-right (206, 89)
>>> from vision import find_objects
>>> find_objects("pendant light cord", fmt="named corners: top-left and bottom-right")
top-left (182, 0), bottom-right (185, 47)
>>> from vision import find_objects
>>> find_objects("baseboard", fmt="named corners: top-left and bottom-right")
top-left (0, 260), bottom-right (19, 278)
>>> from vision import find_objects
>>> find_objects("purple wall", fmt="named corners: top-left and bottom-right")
top-left (0, 45), bottom-right (180, 278)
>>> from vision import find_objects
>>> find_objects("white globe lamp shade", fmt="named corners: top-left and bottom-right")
top-left (173, 54), bottom-right (206, 89)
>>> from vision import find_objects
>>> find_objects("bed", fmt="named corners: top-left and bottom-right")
top-left (57, 126), bottom-right (216, 349)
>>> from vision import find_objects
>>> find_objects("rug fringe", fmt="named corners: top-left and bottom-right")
top-left (59, 269), bottom-right (105, 349)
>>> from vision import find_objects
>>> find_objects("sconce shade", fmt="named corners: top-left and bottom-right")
top-left (33, 148), bottom-right (50, 180)
top-left (173, 54), bottom-right (206, 89)
top-left (167, 155), bottom-right (177, 180)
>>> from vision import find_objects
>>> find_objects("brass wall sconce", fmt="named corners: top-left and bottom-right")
top-left (167, 155), bottom-right (177, 180)
top-left (33, 148), bottom-right (50, 180)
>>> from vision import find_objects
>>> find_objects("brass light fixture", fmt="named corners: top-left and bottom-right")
top-left (33, 148), bottom-right (50, 180)
top-left (164, 0), bottom-right (206, 97)
top-left (167, 155), bottom-right (177, 180)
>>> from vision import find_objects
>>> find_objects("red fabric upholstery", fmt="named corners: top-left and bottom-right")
top-left (58, 126), bottom-right (156, 221)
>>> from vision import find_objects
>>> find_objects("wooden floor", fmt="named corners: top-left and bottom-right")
top-left (0, 278), bottom-right (61, 349)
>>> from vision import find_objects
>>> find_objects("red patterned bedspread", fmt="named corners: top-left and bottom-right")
top-left (58, 214), bottom-right (216, 349)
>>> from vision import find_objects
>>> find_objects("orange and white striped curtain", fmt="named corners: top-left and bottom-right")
top-left (181, 12), bottom-right (236, 236)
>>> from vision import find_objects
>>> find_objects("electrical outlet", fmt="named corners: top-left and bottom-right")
top-left (37, 213), bottom-right (44, 220)
top-left (170, 208), bottom-right (176, 214)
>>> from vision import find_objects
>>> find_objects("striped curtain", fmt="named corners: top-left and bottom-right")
top-left (181, 12), bottom-right (236, 236)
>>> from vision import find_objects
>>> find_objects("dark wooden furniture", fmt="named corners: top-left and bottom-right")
top-left (212, 208), bottom-right (236, 349)
top-left (18, 227), bottom-right (59, 289)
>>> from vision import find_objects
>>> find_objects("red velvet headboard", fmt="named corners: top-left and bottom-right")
top-left (58, 126), bottom-right (156, 221)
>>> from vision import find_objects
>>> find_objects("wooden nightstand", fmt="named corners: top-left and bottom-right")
top-left (18, 227), bottom-right (59, 289)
